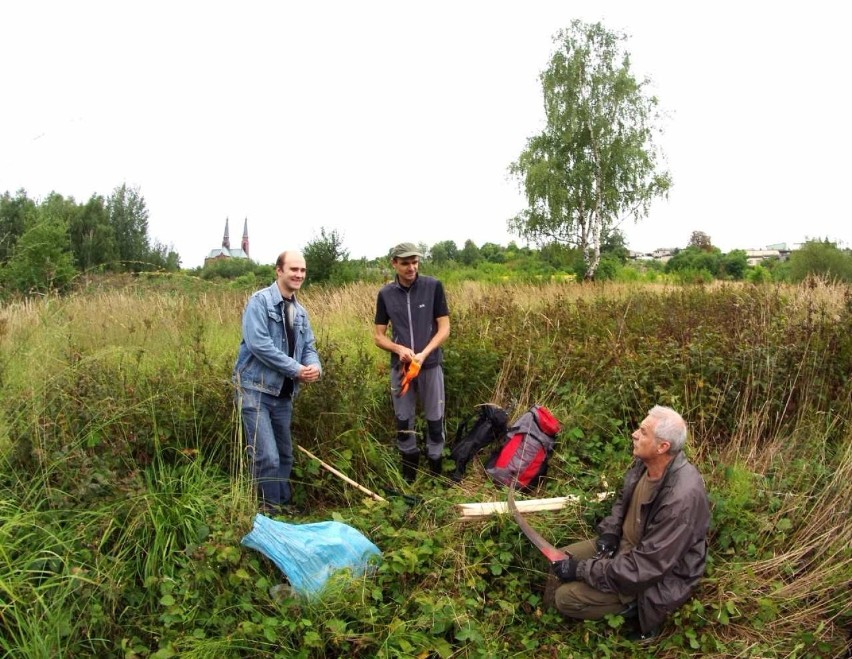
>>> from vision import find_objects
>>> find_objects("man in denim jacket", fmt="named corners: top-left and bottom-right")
top-left (233, 251), bottom-right (321, 512)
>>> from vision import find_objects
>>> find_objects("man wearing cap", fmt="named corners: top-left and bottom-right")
top-left (374, 243), bottom-right (450, 482)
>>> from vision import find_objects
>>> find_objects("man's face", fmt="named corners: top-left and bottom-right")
top-left (631, 415), bottom-right (666, 462)
top-left (392, 256), bottom-right (419, 285)
top-left (277, 254), bottom-right (307, 296)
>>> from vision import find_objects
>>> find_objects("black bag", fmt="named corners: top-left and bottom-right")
top-left (449, 404), bottom-right (509, 482)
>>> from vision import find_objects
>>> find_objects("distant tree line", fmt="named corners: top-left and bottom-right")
top-left (199, 226), bottom-right (851, 289)
top-left (661, 232), bottom-right (852, 284)
top-left (0, 185), bottom-right (179, 298)
top-left (3, 182), bottom-right (849, 300)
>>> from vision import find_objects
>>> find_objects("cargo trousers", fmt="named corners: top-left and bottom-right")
top-left (544, 540), bottom-right (635, 619)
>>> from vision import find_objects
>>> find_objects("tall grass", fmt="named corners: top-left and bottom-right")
top-left (0, 277), bottom-right (850, 657)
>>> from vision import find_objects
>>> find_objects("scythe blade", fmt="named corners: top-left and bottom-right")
top-left (507, 485), bottom-right (570, 563)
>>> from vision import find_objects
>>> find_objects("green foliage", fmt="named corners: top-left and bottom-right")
top-left (788, 238), bottom-right (852, 282)
top-left (509, 20), bottom-right (671, 279)
top-left (746, 264), bottom-right (772, 284)
top-left (0, 198), bottom-right (77, 295)
top-left (665, 246), bottom-right (722, 277)
top-left (0, 188), bottom-right (36, 265)
top-left (69, 193), bottom-right (118, 271)
top-left (107, 183), bottom-right (152, 270)
top-left (601, 228), bottom-right (630, 264)
top-left (539, 241), bottom-right (581, 270)
top-left (199, 257), bottom-right (258, 280)
top-left (429, 240), bottom-right (458, 265)
top-left (663, 247), bottom-right (749, 283)
top-left (303, 227), bottom-right (350, 285)
top-left (0, 186), bottom-right (179, 298)
top-left (688, 230), bottom-right (714, 251)
top-left (1, 281), bottom-right (850, 657)
top-left (479, 242), bottom-right (505, 264)
top-left (459, 239), bottom-right (482, 266)
top-left (147, 239), bottom-right (182, 271)
top-left (719, 249), bottom-right (748, 280)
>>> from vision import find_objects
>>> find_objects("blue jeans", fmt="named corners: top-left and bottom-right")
top-left (239, 388), bottom-right (294, 506)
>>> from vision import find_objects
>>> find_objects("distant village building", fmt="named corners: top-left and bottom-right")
top-left (205, 218), bottom-right (250, 266)
top-left (743, 244), bottom-right (791, 266)
top-left (628, 243), bottom-right (794, 266)
top-left (743, 249), bottom-right (781, 266)
top-left (629, 248), bottom-right (676, 262)
top-left (650, 248), bottom-right (677, 262)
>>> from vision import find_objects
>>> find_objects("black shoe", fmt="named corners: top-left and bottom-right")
top-left (279, 501), bottom-right (306, 516)
top-left (401, 452), bottom-right (420, 483)
top-left (626, 626), bottom-right (659, 643)
top-left (618, 601), bottom-right (639, 619)
top-left (428, 457), bottom-right (443, 476)
top-left (259, 502), bottom-right (281, 516)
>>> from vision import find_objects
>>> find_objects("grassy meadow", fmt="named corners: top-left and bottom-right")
top-left (0, 276), bottom-right (850, 658)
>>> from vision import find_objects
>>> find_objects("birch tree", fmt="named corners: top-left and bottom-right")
top-left (510, 21), bottom-right (671, 280)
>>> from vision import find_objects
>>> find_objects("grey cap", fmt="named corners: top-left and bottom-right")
top-left (390, 242), bottom-right (423, 259)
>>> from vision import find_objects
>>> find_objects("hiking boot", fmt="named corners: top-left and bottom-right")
top-left (401, 452), bottom-right (420, 483)
top-left (259, 501), bottom-right (281, 516)
top-left (618, 601), bottom-right (639, 619)
top-left (626, 626), bottom-right (660, 644)
top-left (428, 456), bottom-right (443, 476)
top-left (280, 501), bottom-right (307, 516)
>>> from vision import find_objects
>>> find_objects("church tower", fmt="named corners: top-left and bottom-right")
top-left (222, 217), bottom-right (231, 249)
top-left (241, 218), bottom-right (249, 258)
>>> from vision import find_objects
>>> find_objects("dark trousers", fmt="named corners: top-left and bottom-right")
top-left (544, 540), bottom-right (634, 620)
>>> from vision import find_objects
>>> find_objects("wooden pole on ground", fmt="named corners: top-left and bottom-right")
top-left (297, 445), bottom-right (388, 503)
top-left (456, 492), bottom-right (611, 518)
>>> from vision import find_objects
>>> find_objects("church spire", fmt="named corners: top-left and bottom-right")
top-left (222, 217), bottom-right (231, 250)
top-left (241, 218), bottom-right (249, 257)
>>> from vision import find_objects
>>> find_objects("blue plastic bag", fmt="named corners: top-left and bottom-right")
top-left (241, 514), bottom-right (381, 597)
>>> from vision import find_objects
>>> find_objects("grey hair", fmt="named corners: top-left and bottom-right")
top-left (648, 405), bottom-right (687, 454)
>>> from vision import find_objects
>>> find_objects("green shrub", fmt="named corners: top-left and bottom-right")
top-left (1, 281), bottom-right (850, 657)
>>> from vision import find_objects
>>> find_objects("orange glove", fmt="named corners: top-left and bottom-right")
top-left (397, 359), bottom-right (421, 396)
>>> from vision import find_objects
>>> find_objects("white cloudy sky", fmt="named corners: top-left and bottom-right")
top-left (1, 1), bottom-right (849, 268)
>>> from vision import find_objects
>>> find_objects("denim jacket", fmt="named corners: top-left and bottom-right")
top-left (233, 281), bottom-right (321, 396)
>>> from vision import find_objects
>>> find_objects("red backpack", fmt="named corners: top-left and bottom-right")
top-left (485, 405), bottom-right (561, 491)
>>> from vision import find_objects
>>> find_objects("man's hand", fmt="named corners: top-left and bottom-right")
top-left (396, 346), bottom-right (416, 363)
top-left (298, 365), bottom-right (321, 383)
top-left (552, 557), bottom-right (578, 582)
top-left (595, 533), bottom-right (619, 558)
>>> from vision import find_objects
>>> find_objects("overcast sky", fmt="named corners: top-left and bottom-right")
top-left (2, 1), bottom-right (849, 268)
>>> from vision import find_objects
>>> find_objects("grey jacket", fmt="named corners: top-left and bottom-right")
top-left (577, 452), bottom-right (710, 633)
top-left (232, 281), bottom-right (321, 396)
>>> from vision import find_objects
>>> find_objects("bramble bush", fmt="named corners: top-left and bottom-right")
top-left (0, 278), bottom-right (850, 657)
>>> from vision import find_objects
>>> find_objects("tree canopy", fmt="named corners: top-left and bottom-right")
top-left (789, 239), bottom-right (852, 282)
top-left (509, 20), bottom-right (671, 280)
top-left (303, 227), bottom-right (350, 285)
top-left (0, 186), bottom-right (179, 298)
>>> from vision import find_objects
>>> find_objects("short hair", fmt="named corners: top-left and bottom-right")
top-left (648, 405), bottom-right (687, 454)
top-left (276, 251), bottom-right (303, 270)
